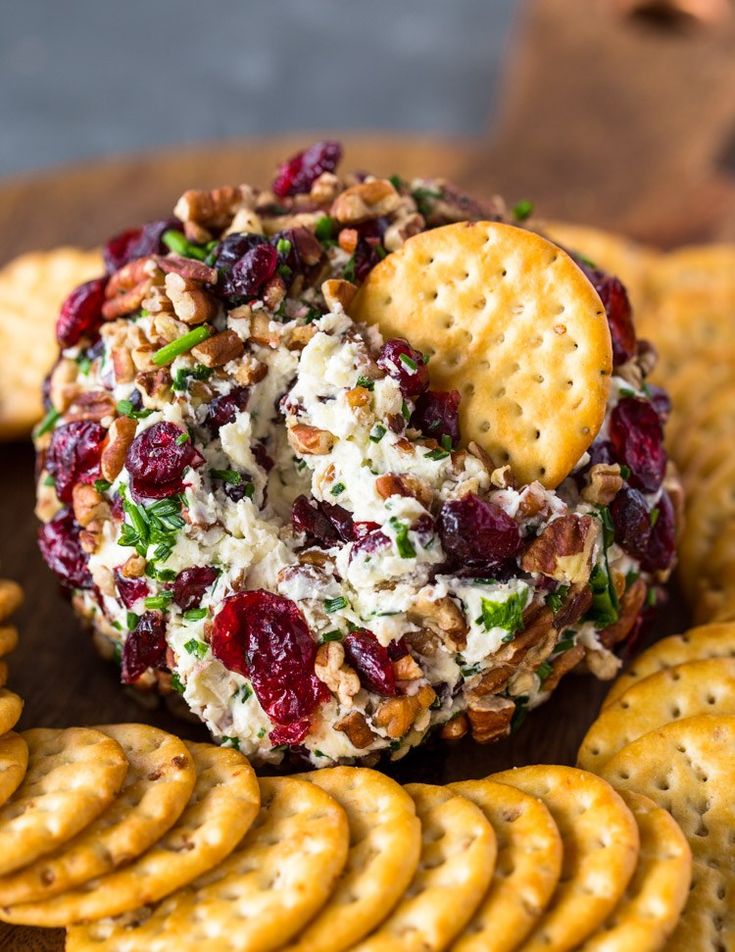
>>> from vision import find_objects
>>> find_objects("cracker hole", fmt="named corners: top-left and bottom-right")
top-left (496, 388), bottom-right (506, 398)
top-left (475, 298), bottom-right (486, 310)
top-left (480, 421), bottom-right (490, 433)
top-left (464, 383), bottom-right (475, 396)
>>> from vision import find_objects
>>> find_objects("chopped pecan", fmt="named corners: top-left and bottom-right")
top-left (408, 596), bottom-right (468, 651)
top-left (164, 273), bottom-right (218, 325)
top-left (345, 386), bottom-right (371, 409)
top-left (583, 646), bottom-right (621, 681)
top-left (375, 473), bottom-right (433, 508)
top-left (249, 312), bottom-right (281, 348)
top-left (405, 628), bottom-right (441, 657)
top-left (290, 227), bottom-right (323, 266)
top-left (440, 713), bottom-right (469, 742)
top-left (155, 255), bottom-right (217, 285)
top-left (174, 185), bottom-right (253, 229)
top-left (191, 330), bottom-right (244, 368)
top-left (111, 346), bottom-right (136, 384)
top-left (466, 695), bottom-right (515, 744)
top-left (120, 554), bottom-right (146, 578)
top-left (233, 356), bottom-right (268, 386)
top-left (90, 563), bottom-right (116, 598)
top-left (552, 584), bottom-right (593, 629)
top-left (72, 484), bottom-right (111, 528)
top-left (520, 514), bottom-right (600, 585)
top-left (79, 526), bottom-right (102, 555)
top-left (338, 228), bottom-right (359, 254)
top-left (136, 369), bottom-right (171, 401)
top-left (393, 655), bottom-right (423, 682)
top-left (102, 282), bottom-right (150, 320)
top-left (489, 465), bottom-right (514, 490)
top-left (297, 549), bottom-right (330, 567)
top-left (262, 276), bottom-right (287, 312)
top-left (383, 208), bottom-right (425, 252)
top-left (310, 172), bottom-right (341, 205)
top-left (106, 258), bottom-right (155, 297)
top-left (66, 391), bottom-right (116, 423)
top-left (322, 278), bottom-right (358, 313)
top-left (473, 664), bottom-right (514, 696)
top-left (334, 711), bottom-right (376, 749)
top-left (224, 206), bottom-right (264, 237)
top-left (49, 358), bottom-right (80, 413)
top-left (314, 642), bottom-right (360, 707)
top-left (373, 685), bottom-right (436, 739)
top-left (288, 424), bottom-right (335, 456)
top-left (100, 416), bottom-right (138, 482)
top-left (599, 578), bottom-right (646, 648)
top-left (331, 179), bottom-right (402, 224)
top-left (541, 644), bottom-right (586, 693)
top-left (518, 482), bottom-right (548, 518)
top-left (496, 607), bottom-right (555, 667)
top-left (582, 463), bottom-right (624, 506)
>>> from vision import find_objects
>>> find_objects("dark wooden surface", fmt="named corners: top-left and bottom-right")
top-left (4, 0), bottom-right (733, 944)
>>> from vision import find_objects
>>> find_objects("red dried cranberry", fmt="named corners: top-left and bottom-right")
top-left (579, 264), bottom-right (636, 366)
top-left (410, 390), bottom-right (461, 445)
top-left (412, 514), bottom-right (435, 547)
top-left (38, 509), bottom-right (92, 589)
top-left (353, 521), bottom-right (381, 539)
top-left (121, 611), bottom-right (167, 684)
top-left (214, 233), bottom-right (277, 300)
top-left (387, 636), bottom-right (409, 661)
top-left (610, 487), bottom-right (652, 559)
top-left (56, 278), bottom-right (108, 348)
top-left (46, 420), bottom-right (106, 504)
top-left (641, 491), bottom-right (676, 572)
top-left (211, 592), bottom-right (328, 738)
top-left (252, 441), bottom-right (274, 472)
top-left (173, 566), bottom-right (218, 611)
top-left (114, 571), bottom-right (149, 609)
top-left (126, 422), bottom-right (197, 500)
top-left (438, 494), bottom-right (522, 572)
top-left (647, 385), bottom-right (672, 423)
top-left (103, 219), bottom-right (180, 274)
top-left (272, 140), bottom-right (343, 198)
top-left (609, 397), bottom-right (667, 494)
top-left (343, 629), bottom-right (396, 696)
top-left (291, 496), bottom-right (354, 547)
top-left (377, 339), bottom-right (429, 398)
top-left (350, 527), bottom-right (390, 560)
top-left (206, 387), bottom-right (250, 435)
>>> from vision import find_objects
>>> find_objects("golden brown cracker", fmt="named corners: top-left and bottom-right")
top-left (0, 627), bottom-right (18, 659)
top-left (0, 580), bottom-right (23, 623)
top-left (490, 765), bottom-right (639, 952)
top-left (600, 714), bottom-right (735, 951)
top-left (352, 221), bottom-right (612, 487)
top-left (0, 690), bottom-right (23, 735)
top-left (450, 778), bottom-right (563, 952)
top-left (0, 248), bottom-right (103, 439)
top-left (0, 734), bottom-right (28, 809)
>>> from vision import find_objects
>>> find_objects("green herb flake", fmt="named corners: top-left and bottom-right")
top-left (76, 355), bottom-right (91, 375)
top-left (546, 584), bottom-right (570, 615)
top-left (412, 186), bottom-right (442, 217)
top-left (320, 630), bottom-right (343, 643)
top-left (183, 608), bottom-right (208, 622)
top-left (342, 256), bottom-right (357, 283)
top-left (553, 632), bottom-right (576, 655)
top-left (369, 423), bottom-right (387, 443)
top-left (588, 564), bottom-right (619, 627)
top-left (619, 387), bottom-right (637, 399)
top-left (324, 596), bottom-right (348, 614)
top-left (257, 728), bottom-right (266, 739)
top-left (389, 517), bottom-right (416, 559)
top-left (476, 588), bottom-right (529, 637)
top-left (512, 199), bottom-right (534, 221)
top-left (620, 464), bottom-right (631, 480)
top-left (440, 434), bottom-right (453, 451)
top-left (220, 736), bottom-right (240, 750)
top-left (34, 407), bottom-right (61, 438)
top-left (172, 364), bottom-right (214, 392)
top-left (650, 507), bottom-right (660, 528)
top-left (460, 663), bottom-right (481, 678)
top-left (126, 612), bottom-right (140, 630)
top-left (94, 479), bottom-right (111, 494)
top-left (183, 638), bottom-right (208, 659)
top-left (43, 474), bottom-right (56, 487)
top-left (162, 229), bottom-right (208, 261)
top-left (170, 672), bottom-right (186, 694)
top-left (536, 661), bottom-right (554, 684)
top-left (424, 448), bottom-right (450, 461)
top-left (276, 237), bottom-right (292, 255)
top-left (401, 400), bottom-right (411, 421)
top-left (175, 431), bottom-right (190, 445)
top-left (389, 174), bottom-right (404, 191)
top-left (211, 468), bottom-right (242, 486)
top-left (625, 569), bottom-right (640, 589)
top-left (330, 482), bottom-right (346, 496)
top-left (116, 399), bottom-right (153, 420)
top-left (234, 683), bottom-right (253, 703)
top-left (314, 215), bottom-right (337, 242)
top-left (144, 591), bottom-right (174, 611)
top-left (153, 325), bottom-right (211, 367)
top-left (510, 696), bottom-right (530, 734)
top-left (398, 352), bottom-right (417, 371)
top-left (646, 587), bottom-right (657, 608)
top-left (355, 375), bottom-right (375, 391)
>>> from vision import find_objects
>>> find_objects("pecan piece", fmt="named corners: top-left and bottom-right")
top-left (322, 278), bottom-right (358, 313)
top-left (331, 179), bottom-right (402, 224)
top-left (288, 424), bottom-right (335, 456)
top-left (120, 554), bottom-right (146, 578)
top-left (48, 358), bottom-right (80, 413)
top-left (408, 596), bottom-right (468, 651)
top-left (496, 607), bottom-right (555, 667)
top-left (466, 695), bottom-right (515, 744)
top-left (375, 473), bottom-right (433, 509)
top-left (66, 391), bottom-right (116, 423)
top-left (100, 416), bottom-right (138, 482)
top-left (174, 185), bottom-right (252, 229)
top-left (314, 642), bottom-right (360, 707)
top-left (551, 584), bottom-right (593, 630)
top-left (249, 313), bottom-right (281, 348)
top-left (473, 664), bottom-right (514, 696)
top-left (191, 330), bottom-right (244, 368)
top-left (440, 713), bottom-right (469, 742)
top-left (599, 578), bottom-right (647, 648)
top-left (164, 273), bottom-right (218, 325)
top-left (155, 255), bottom-right (217, 285)
top-left (520, 514), bottom-right (600, 585)
top-left (72, 484), bottom-right (111, 528)
top-left (581, 463), bottom-right (624, 506)
top-left (541, 644), bottom-right (586, 693)
top-left (111, 346), bottom-right (136, 384)
top-left (373, 685), bottom-right (436, 739)
top-left (334, 711), bottom-right (376, 749)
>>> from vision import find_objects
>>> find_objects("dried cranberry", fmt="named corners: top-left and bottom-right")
top-left (206, 387), bottom-right (250, 435)
top-left (172, 566), bottom-right (218, 611)
top-left (291, 496), bottom-right (354, 547)
top-left (610, 487), bottom-right (652, 559)
top-left (271, 227), bottom-right (323, 278)
top-left (579, 264), bottom-right (636, 366)
top-left (38, 509), bottom-right (92, 589)
top-left (114, 571), bottom-right (149, 609)
top-left (213, 233), bottom-right (277, 300)
top-left (353, 521), bottom-right (381, 539)
top-left (412, 514), bottom-right (435, 547)
top-left (410, 390), bottom-right (461, 445)
top-left (252, 441), bottom-right (274, 472)
top-left (46, 420), bottom-right (106, 504)
top-left (438, 494), bottom-right (522, 572)
top-left (103, 219), bottom-right (180, 273)
top-left (647, 385), bottom-right (672, 423)
top-left (272, 140), bottom-right (343, 198)
top-left (377, 339), bottom-right (429, 398)
top-left (609, 397), bottom-right (667, 494)
top-left (350, 527), bottom-right (390, 560)
top-left (121, 611), bottom-right (168, 684)
top-left (387, 637), bottom-right (409, 661)
top-left (126, 422), bottom-right (197, 500)
top-left (211, 592), bottom-right (328, 740)
top-left (344, 629), bottom-right (396, 696)
top-left (641, 491), bottom-right (676, 572)
top-left (56, 277), bottom-right (108, 348)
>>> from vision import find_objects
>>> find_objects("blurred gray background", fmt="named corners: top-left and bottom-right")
top-left (0, 0), bottom-right (517, 178)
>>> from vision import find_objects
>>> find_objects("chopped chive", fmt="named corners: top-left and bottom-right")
top-left (398, 353), bottom-right (417, 371)
top-left (330, 482), bottom-right (345, 496)
top-left (619, 387), bottom-right (637, 399)
top-left (424, 447), bottom-right (450, 461)
top-left (401, 400), bottom-right (411, 421)
top-left (536, 660), bottom-right (554, 683)
top-left (144, 591), bottom-right (174, 610)
top-left (77, 355), bottom-right (91, 375)
top-left (211, 468), bottom-right (242, 486)
top-left (234, 683), bottom-right (252, 702)
top-left (170, 672), bottom-right (186, 694)
top-left (321, 629), bottom-right (343, 643)
top-left (126, 611), bottom-right (140, 630)
top-left (156, 568), bottom-right (177, 582)
top-left (342, 256), bottom-right (356, 282)
top-left (620, 464), bottom-right (631, 480)
top-left (162, 229), bottom-right (207, 261)
top-left (34, 407), bottom-right (60, 438)
top-left (276, 238), bottom-right (292, 255)
top-left (116, 399), bottom-right (152, 420)
top-left (512, 199), bottom-right (534, 221)
top-left (355, 375), bottom-right (375, 391)
top-left (440, 434), bottom-right (453, 451)
top-left (314, 216), bottom-right (337, 242)
top-left (389, 517), bottom-right (416, 559)
top-left (221, 735), bottom-right (241, 750)
top-left (324, 596), bottom-right (347, 613)
top-left (389, 174), bottom-right (404, 191)
top-left (152, 325), bottom-right (211, 366)
top-left (183, 608), bottom-right (208, 622)
top-left (625, 569), bottom-right (640, 589)
top-left (184, 638), bottom-right (208, 658)
top-left (645, 587), bottom-right (657, 608)
top-left (43, 474), bottom-right (56, 487)
top-left (650, 507), bottom-right (660, 528)
top-left (94, 479), bottom-right (111, 494)
top-left (369, 423), bottom-right (387, 443)
top-left (175, 431), bottom-right (190, 445)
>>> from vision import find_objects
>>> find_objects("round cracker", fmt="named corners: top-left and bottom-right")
top-left (0, 581), bottom-right (23, 623)
top-left (578, 791), bottom-right (691, 952)
top-left (0, 728), bottom-right (127, 879)
top-left (579, 658), bottom-right (735, 773)
top-left (0, 662), bottom-right (7, 688)
top-left (490, 765), bottom-right (639, 952)
top-left (66, 775), bottom-right (349, 952)
top-left (0, 690), bottom-right (23, 736)
top-left (0, 724), bottom-right (196, 905)
top-left (0, 734), bottom-right (28, 809)
top-left (0, 626), bottom-right (18, 659)
top-left (450, 778), bottom-right (563, 952)
top-left (604, 623), bottom-right (735, 709)
top-left (1, 741), bottom-right (259, 927)
top-left (284, 767), bottom-right (421, 952)
top-left (351, 221), bottom-right (612, 488)
top-left (645, 244), bottom-right (735, 302)
top-left (353, 782), bottom-right (496, 952)
top-left (599, 714), bottom-right (735, 951)
top-left (0, 248), bottom-right (103, 439)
